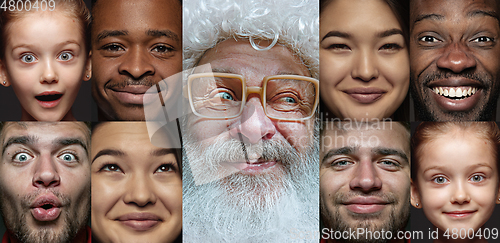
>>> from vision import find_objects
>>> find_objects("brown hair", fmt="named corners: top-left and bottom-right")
top-left (0, 0), bottom-right (90, 59)
top-left (411, 122), bottom-right (500, 181)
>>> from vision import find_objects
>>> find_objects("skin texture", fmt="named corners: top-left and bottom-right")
top-left (91, 0), bottom-right (182, 121)
top-left (320, 123), bottom-right (410, 243)
top-left (0, 122), bottom-right (90, 243)
top-left (0, 10), bottom-right (91, 121)
top-left (91, 122), bottom-right (182, 243)
top-left (189, 39), bottom-right (314, 157)
top-left (320, 0), bottom-right (409, 120)
top-left (411, 129), bottom-right (500, 240)
top-left (410, 0), bottom-right (500, 121)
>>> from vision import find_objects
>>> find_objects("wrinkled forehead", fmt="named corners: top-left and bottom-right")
top-left (196, 39), bottom-right (311, 81)
top-left (410, 0), bottom-right (500, 25)
top-left (1, 122), bottom-right (90, 152)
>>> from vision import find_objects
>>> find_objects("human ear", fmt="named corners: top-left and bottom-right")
top-left (0, 60), bottom-right (10, 87)
top-left (496, 183), bottom-right (500, 204)
top-left (83, 51), bottom-right (92, 81)
top-left (411, 179), bottom-right (422, 208)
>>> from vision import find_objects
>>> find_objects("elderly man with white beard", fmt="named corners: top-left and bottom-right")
top-left (181, 0), bottom-right (320, 242)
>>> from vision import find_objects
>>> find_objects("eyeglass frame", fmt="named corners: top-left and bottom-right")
top-left (186, 72), bottom-right (319, 121)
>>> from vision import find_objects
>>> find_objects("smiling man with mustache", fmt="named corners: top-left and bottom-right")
top-left (182, 0), bottom-right (319, 242)
top-left (90, 0), bottom-right (182, 121)
top-left (0, 122), bottom-right (91, 243)
top-left (410, 0), bottom-right (500, 121)
top-left (320, 122), bottom-right (411, 243)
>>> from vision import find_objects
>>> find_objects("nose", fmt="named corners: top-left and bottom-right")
top-left (40, 60), bottom-right (58, 84)
top-left (351, 49), bottom-right (378, 82)
top-left (451, 181), bottom-right (471, 204)
top-left (229, 97), bottom-right (276, 144)
top-left (32, 154), bottom-right (60, 188)
top-left (118, 46), bottom-right (155, 79)
top-left (436, 43), bottom-right (477, 73)
top-left (123, 175), bottom-right (157, 207)
top-left (349, 159), bottom-right (382, 193)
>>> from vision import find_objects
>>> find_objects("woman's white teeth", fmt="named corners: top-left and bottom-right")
top-left (433, 87), bottom-right (476, 98)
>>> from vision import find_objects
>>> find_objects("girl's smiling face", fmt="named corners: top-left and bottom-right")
top-left (412, 129), bottom-right (500, 233)
top-left (1, 10), bottom-right (90, 121)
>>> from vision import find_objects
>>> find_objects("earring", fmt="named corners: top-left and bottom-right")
top-left (86, 75), bottom-right (89, 78)
top-left (416, 203), bottom-right (419, 207)
top-left (2, 81), bottom-right (5, 85)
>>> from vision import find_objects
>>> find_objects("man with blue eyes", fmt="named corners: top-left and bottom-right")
top-left (320, 122), bottom-right (411, 243)
top-left (410, 0), bottom-right (500, 121)
top-left (182, 0), bottom-right (319, 242)
top-left (90, 0), bottom-right (182, 121)
top-left (0, 122), bottom-right (91, 243)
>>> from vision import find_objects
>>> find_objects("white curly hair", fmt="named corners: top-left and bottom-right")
top-left (183, 0), bottom-right (319, 79)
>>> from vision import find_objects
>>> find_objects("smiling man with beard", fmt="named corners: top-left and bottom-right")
top-left (320, 122), bottom-right (411, 243)
top-left (410, 0), bottom-right (500, 121)
top-left (182, 0), bottom-right (319, 242)
top-left (0, 122), bottom-right (91, 243)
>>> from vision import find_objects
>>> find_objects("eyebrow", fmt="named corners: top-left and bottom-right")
top-left (321, 31), bottom-right (351, 42)
top-left (96, 30), bottom-right (129, 42)
top-left (377, 28), bottom-right (404, 38)
top-left (322, 146), bottom-right (357, 164)
top-left (372, 147), bottom-right (409, 164)
top-left (54, 138), bottom-right (88, 155)
top-left (151, 148), bottom-right (175, 157)
top-left (467, 10), bottom-right (500, 22)
top-left (423, 163), bottom-right (493, 173)
top-left (2, 135), bottom-right (37, 155)
top-left (414, 13), bottom-right (445, 24)
top-left (146, 29), bottom-right (180, 42)
top-left (91, 149), bottom-right (125, 163)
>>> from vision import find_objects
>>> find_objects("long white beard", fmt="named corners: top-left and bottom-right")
top-left (183, 134), bottom-right (319, 242)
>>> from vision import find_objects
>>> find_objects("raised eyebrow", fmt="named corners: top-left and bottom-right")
top-left (96, 30), bottom-right (129, 43)
top-left (146, 29), bottom-right (180, 42)
top-left (54, 138), bottom-right (88, 155)
top-left (91, 149), bottom-right (125, 163)
top-left (321, 30), bottom-right (351, 42)
top-left (2, 135), bottom-right (37, 155)
top-left (467, 10), bottom-right (500, 22)
top-left (321, 146), bottom-right (357, 164)
top-left (372, 148), bottom-right (409, 164)
top-left (413, 13), bottom-right (444, 25)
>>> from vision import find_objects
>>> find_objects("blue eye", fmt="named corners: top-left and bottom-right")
top-left (58, 52), bottom-right (73, 61)
top-left (20, 54), bottom-right (36, 63)
top-left (214, 92), bottom-right (234, 101)
top-left (433, 176), bottom-right (448, 184)
top-left (59, 153), bottom-right (77, 162)
top-left (280, 97), bottom-right (297, 103)
top-left (14, 152), bottom-right (32, 162)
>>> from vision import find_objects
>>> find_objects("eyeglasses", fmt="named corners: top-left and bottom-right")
top-left (186, 73), bottom-right (319, 120)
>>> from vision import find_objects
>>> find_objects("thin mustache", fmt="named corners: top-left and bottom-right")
top-left (335, 192), bottom-right (397, 205)
top-left (422, 71), bottom-right (491, 87)
top-left (106, 78), bottom-right (156, 89)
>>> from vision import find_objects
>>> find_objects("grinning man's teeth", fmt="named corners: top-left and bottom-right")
top-left (434, 87), bottom-right (476, 99)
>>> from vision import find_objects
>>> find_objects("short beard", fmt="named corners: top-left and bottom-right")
top-left (0, 189), bottom-right (89, 243)
top-left (321, 191), bottom-right (410, 243)
top-left (182, 127), bottom-right (319, 242)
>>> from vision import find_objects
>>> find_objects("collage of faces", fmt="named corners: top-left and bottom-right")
top-left (0, 0), bottom-right (499, 242)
